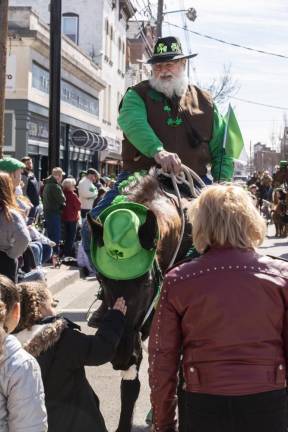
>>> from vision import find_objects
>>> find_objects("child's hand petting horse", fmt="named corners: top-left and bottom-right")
top-left (113, 297), bottom-right (127, 316)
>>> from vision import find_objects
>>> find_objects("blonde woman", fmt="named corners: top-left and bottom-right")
top-left (149, 184), bottom-right (288, 432)
top-left (0, 171), bottom-right (31, 281)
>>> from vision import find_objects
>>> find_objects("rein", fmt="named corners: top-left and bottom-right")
top-left (157, 164), bottom-right (206, 268)
top-left (141, 165), bottom-right (207, 328)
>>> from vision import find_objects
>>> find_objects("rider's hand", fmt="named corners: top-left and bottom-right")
top-left (154, 150), bottom-right (182, 175)
top-left (113, 297), bottom-right (127, 316)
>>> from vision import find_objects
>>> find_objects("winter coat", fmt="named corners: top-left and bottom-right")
top-left (149, 247), bottom-right (288, 431)
top-left (16, 311), bottom-right (125, 432)
top-left (62, 190), bottom-right (81, 222)
top-left (42, 176), bottom-right (66, 215)
top-left (21, 170), bottom-right (40, 206)
top-left (0, 209), bottom-right (31, 259)
top-left (78, 177), bottom-right (98, 211)
top-left (0, 335), bottom-right (47, 431)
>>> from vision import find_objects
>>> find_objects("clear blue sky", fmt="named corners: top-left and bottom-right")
top-left (136, 0), bottom-right (288, 153)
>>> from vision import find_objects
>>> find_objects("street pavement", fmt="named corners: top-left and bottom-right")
top-left (48, 223), bottom-right (288, 432)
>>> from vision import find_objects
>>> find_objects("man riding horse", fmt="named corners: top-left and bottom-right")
top-left (84, 36), bottom-right (237, 431)
top-left (83, 35), bottom-right (234, 282)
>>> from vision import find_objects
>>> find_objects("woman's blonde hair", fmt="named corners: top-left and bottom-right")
top-left (0, 171), bottom-right (19, 222)
top-left (62, 177), bottom-right (76, 190)
top-left (188, 184), bottom-right (266, 253)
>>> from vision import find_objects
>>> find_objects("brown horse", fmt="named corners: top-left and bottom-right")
top-left (272, 167), bottom-right (288, 188)
top-left (271, 189), bottom-right (288, 237)
top-left (88, 170), bottom-right (192, 432)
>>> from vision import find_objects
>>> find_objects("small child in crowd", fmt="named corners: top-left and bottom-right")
top-left (0, 275), bottom-right (47, 431)
top-left (14, 281), bottom-right (127, 432)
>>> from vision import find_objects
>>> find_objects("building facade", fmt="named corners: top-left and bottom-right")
top-left (5, 7), bottom-right (107, 180)
top-left (253, 142), bottom-right (281, 174)
top-left (9, 0), bottom-right (135, 177)
top-left (126, 20), bottom-right (155, 87)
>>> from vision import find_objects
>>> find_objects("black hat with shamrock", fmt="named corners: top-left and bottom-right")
top-left (147, 36), bottom-right (197, 64)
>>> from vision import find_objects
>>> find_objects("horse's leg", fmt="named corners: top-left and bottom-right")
top-left (116, 364), bottom-right (141, 432)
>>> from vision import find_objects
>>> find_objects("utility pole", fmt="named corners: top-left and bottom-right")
top-left (48, 0), bottom-right (62, 173)
top-left (156, 0), bottom-right (164, 38)
top-left (0, 0), bottom-right (9, 159)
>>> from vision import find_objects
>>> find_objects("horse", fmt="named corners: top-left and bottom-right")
top-left (88, 170), bottom-right (193, 432)
top-left (272, 167), bottom-right (288, 188)
top-left (271, 189), bottom-right (288, 237)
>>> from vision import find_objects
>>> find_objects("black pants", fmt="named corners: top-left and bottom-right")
top-left (185, 389), bottom-right (287, 432)
top-left (63, 221), bottom-right (77, 257)
top-left (0, 251), bottom-right (18, 282)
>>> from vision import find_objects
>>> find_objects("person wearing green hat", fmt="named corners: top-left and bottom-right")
top-left (0, 157), bottom-right (25, 190)
top-left (82, 36), bottom-right (236, 246)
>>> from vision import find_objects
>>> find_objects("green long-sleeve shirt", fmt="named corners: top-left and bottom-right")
top-left (118, 89), bottom-right (234, 181)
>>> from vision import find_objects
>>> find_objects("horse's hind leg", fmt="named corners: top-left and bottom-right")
top-left (116, 366), bottom-right (141, 432)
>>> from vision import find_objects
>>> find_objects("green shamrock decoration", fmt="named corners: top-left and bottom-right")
top-left (175, 117), bottom-right (183, 126)
top-left (171, 42), bottom-right (180, 52)
top-left (163, 105), bottom-right (171, 112)
top-left (157, 43), bottom-right (167, 54)
top-left (166, 117), bottom-right (183, 127)
top-left (110, 249), bottom-right (124, 259)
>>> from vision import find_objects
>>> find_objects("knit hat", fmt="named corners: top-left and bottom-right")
top-left (0, 157), bottom-right (25, 173)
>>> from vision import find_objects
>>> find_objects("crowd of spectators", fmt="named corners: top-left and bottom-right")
top-left (0, 155), bottom-right (114, 283)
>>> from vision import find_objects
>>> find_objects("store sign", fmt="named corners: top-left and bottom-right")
top-left (106, 137), bottom-right (122, 154)
top-left (71, 129), bottom-right (93, 147)
top-left (5, 55), bottom-right (16, 92)
top-left (71, 129), bottom-right (108, 151)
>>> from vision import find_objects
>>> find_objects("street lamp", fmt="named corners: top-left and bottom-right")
top-left (156, 5), bottom-right (197, 38)
top-left (163, 7), bottom-right (197, 22)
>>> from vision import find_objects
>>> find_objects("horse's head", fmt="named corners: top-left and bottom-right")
top-left (87, 200), bottom-right (160, 370)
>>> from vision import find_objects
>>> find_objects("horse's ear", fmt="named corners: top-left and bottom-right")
top-left (139, 210), bottom-right (158, 250)
top-left (87, 213), bottom-right (104, 247)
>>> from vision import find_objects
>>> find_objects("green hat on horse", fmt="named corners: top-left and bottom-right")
top-left (88, 202), bottom-right (159, 280)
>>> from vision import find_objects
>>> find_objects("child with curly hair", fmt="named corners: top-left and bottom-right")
top-left (14, 281), bottom-right (127, 432)
top-left (0, 275), bottom-right (47, 431)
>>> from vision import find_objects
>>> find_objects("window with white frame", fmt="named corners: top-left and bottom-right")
top-left (118, 37), bottom-right (121, 71)
top-left (62, 13), bottom-right (79, 44)
top-left (122, 41), bottom-right (125, 73)
top-left (109, 26), bottom-right (114, 61)
top-left (105, 19), bottom-right (109, 59)
top-left (108, 85), bottom-right (112, 123)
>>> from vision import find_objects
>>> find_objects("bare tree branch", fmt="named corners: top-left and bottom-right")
top-left (196, 64), bottom-right (240, 106)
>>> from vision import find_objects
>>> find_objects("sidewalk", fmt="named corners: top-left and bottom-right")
top-left (45, 264), bottom-right (80, 295)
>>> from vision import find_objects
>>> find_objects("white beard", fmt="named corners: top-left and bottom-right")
top-left (149, 70), bottom-right (189, 99)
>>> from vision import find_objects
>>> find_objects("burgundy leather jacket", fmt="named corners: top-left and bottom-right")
top-left (148, 247), bottom-right (288, 432)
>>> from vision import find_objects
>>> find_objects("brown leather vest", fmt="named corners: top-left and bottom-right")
top-left (121, 81), bottom-right (214, 175)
